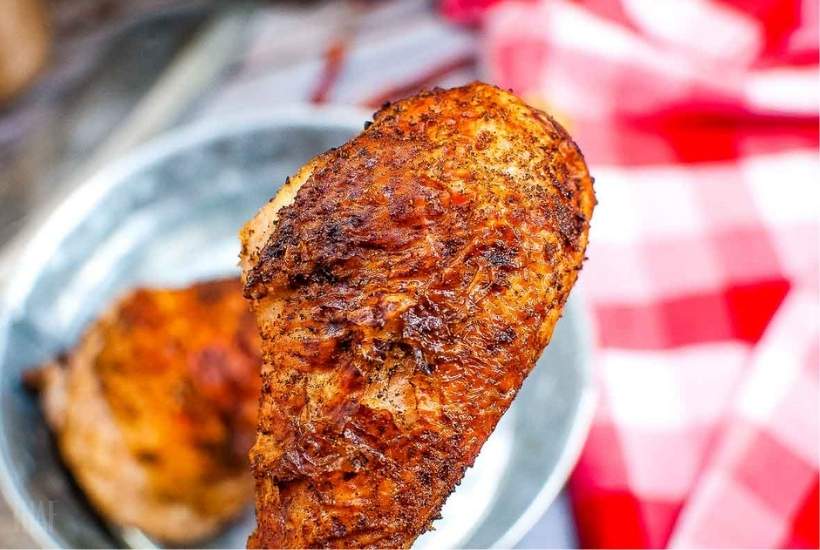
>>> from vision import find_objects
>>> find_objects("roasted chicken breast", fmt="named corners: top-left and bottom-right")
top-left (27, 278), bottom-right (261, 544)
top-left (240, 82), bottom-right (595, 548)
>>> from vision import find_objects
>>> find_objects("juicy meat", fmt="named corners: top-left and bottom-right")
top-left (27, 278), bottom-right (261, 544)
top-left (240, 82), bottom-right (595, 548)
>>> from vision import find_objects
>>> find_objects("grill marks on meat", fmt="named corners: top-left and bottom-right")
top-left (240, 82), bottom-right (595, 548)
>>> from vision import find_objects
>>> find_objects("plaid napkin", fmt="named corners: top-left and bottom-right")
top-left (442, 0), bottom-right (819, 547)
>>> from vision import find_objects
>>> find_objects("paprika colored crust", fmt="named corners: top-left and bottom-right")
top-left (240, 82), bottom-right (595, 548)
top-left (30, 278), bottom-right (261, 543)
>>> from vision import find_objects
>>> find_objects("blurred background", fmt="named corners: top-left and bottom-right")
top-left (0, 0), bottom-right (817, 548)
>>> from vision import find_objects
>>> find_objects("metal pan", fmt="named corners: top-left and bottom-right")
top-left (0, 106), bottom-right (595, 548)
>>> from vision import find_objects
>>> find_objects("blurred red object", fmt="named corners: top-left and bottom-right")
top-left (441, 0), bottom-right (512, 24)
top-left (445, 0), bottom-right (819, 548)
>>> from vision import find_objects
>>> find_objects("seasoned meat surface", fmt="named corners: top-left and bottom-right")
top-left (240, 82), bottom-right (595, 548)
top-left (28, 278), bottom-right (261, 544)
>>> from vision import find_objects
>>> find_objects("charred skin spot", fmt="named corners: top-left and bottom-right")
top-left (481, 240), bottom-right (520, 269)
top-left (495, 326), bottom-right (516, 345)
top-left (330, 516), bottom-right (347, 538)
top-left (287, 263), bottom-right (338, 289)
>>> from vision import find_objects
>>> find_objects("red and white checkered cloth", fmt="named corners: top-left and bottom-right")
top-left (442, 0), bottom-right (819, 547)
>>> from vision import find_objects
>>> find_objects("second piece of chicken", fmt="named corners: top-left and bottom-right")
top-left (29, 278), bottom-right (261, 544)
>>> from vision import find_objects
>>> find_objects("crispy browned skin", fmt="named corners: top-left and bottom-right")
top-left (240, 82), bottom-right (595, 548)
top-left (28, 278), bottom-right (261, 543)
